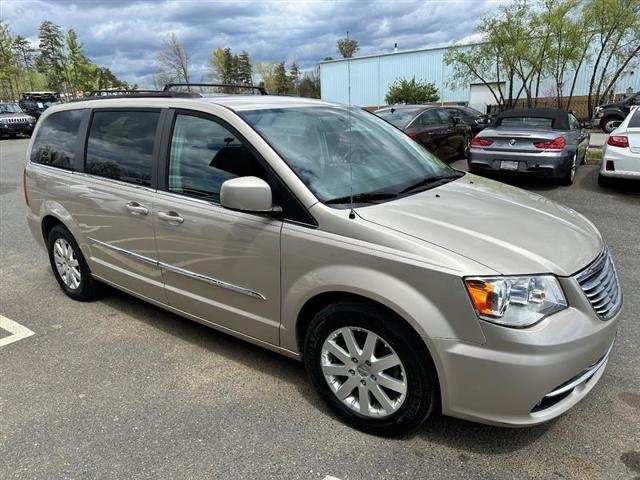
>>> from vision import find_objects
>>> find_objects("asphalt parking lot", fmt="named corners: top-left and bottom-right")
top-left (1, 137), bottom-right (639, 480)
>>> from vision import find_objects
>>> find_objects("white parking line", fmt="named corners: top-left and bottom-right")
top-left (0, 315), bottom-right (35, 347)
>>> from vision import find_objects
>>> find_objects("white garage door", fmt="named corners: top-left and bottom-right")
top-left (468, 83), bottom-right (505, 114)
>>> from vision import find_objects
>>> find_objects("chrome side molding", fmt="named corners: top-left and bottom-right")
top-left (88, 237), bottom-right (266, 301)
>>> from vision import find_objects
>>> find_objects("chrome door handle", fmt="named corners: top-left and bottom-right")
top-left (125, 201), bottom-right (149, 216)
top-left (157, 211), bottom-right (184, 224)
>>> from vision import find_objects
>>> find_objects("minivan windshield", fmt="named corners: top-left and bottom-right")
top-left (241, 106), bottom-right (458, 204)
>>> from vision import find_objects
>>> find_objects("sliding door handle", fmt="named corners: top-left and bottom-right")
top-left (157, 211), bottom-right (184, 224)
top-left (125, 201), bottom-right (149, 216)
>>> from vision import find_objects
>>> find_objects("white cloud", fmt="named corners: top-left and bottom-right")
top-left (1, 0), bottom-right (504, 87)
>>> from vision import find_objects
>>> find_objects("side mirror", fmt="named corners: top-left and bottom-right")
top-left (580, 121), bottom-right (593, 129)
top-left (220, 176), bottom-right (279, 214)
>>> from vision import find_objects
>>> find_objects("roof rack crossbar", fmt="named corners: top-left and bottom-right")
top-left (163, 83), bottom-right (268, 95)
top-left (74, 90), bottom-right (201, 102)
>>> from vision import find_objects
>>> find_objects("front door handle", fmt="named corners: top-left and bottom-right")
top-left (125, 201), bottom-right (149, 216)
top-left (157, 211), bottom-right (184, 224)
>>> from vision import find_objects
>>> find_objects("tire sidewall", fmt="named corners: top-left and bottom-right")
top-left (47, 225), bottom-right (95, 301)
top-left (304, 302), bottom-right (436, 436)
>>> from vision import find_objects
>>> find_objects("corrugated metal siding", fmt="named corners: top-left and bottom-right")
top-left (320, 45), bottom-right (640, 107)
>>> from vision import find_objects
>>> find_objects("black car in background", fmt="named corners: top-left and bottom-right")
top-left (374, 105), bottom-right (472, 161)
top-left (592, 92), bottom-right (640, 133)
top-left (19, 92), bottom-right (62, 120)
top-left (443, 105), bottom-right (493, 135)
top-left (0, 102), bottom-right (36, 138)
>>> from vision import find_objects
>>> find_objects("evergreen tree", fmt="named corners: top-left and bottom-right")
top-left (12, 35), bottom-right (36, 91)
top-left (0, 22), bottom-right (17, 99)
top-left (289, 61), bottom-right (300, 95)
top-left (273, 61), bottom-right (291, 95)
top-left (237, 51), bottom-right (253, 85)
top-left (37, 20), bottom-right (69, 93)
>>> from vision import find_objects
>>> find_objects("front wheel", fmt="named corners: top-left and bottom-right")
top-left (601, 117), bottom-right (621, 134)
top-left (304, 302), bottom-right (437, 436)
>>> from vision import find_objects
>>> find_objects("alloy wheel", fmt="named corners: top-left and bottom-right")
top-left (320, 327), bottom-right (407, 418)
top-left (53, 238), bottom-right (82, 290)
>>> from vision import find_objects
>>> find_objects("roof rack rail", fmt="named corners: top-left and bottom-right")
top-left (163, 83), bottom-right (268, 95)
top-left (74, 90), bottom-right (202, 102)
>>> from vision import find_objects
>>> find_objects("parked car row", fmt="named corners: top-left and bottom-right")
top-left (0, 102), bottom-right (36, 138)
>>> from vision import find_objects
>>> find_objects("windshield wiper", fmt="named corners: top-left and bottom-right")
top-left (398, 172), bottom-right (464, 195)
top-left (324, 191), bottom-right (399, 205)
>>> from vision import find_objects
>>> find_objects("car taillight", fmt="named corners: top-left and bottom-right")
top-left (607, 135), bottom-right (629, 148)
top-left (23, 168), bottom-right (29, 207)
top-left (408, 131), bottom-right (418, 140)
top-left (470, 136), bottom-right (493, 147)
top-left (534, 137), bottom-right (566, 150)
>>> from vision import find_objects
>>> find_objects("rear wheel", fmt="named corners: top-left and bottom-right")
top-left (304, 301), bottom-right (437, 436)
top-left (47, 225), bottom-right (97, 301)
top-left (561, 153), bottom-right (578, 186)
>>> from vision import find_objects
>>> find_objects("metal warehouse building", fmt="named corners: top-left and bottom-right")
top-left (319, 44), bottom-right (640, 114)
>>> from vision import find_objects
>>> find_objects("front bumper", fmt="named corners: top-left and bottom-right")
top-left (467, 149), bottom-right (572, 179)
top-left (426, 276), bottom-right (620, 427)
top-left (0, 122), bottom-right (34, 136)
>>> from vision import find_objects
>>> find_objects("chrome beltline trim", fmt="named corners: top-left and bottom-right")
top-left (88, 237), bottom-right (266, 301)
top-left (544, 339), bottom-right (615, 398)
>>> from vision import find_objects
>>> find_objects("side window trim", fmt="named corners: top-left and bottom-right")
top-left (82, 107), bottom-right (163, 190)
top-left (31, 108), bottom-right (87, 171)
top-left (72, 109), bottom-right (91, 172)
top-left (160, 108), bottom-right (317, 227)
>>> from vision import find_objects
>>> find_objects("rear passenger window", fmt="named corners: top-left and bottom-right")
top-left (86, 110), bottom-right (159, 187)
top-left (31, 110), bottom-right (84, 169)
top-left (168, 114), bottom-right (267, 202)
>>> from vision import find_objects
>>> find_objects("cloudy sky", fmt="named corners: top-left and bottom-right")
top-left (2, 0), bottom-right (507, 87)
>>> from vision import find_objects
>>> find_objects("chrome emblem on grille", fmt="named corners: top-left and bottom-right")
top-left (509, 139), bottom-right (516, 146)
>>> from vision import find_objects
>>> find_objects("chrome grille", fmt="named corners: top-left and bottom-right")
top-left (575, 248), bottom-right (622, 320)
top-left (3, 116), bottom-right (30, 124)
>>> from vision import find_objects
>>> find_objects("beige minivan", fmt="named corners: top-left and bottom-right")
top-left (24, 90), bottom-right (622, 435)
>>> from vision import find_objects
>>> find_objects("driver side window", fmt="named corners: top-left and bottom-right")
top-left (168, 114), bottom-right (267, 202)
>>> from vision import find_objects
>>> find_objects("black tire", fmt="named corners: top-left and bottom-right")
top-left (560, 153), bottom-right (578, 186)
top-left (47, 225), bottom-right (97, 301)
top-left (601, 116), bottom-right (621, 134)
top-left (303, 301), bottom-right (437, 436)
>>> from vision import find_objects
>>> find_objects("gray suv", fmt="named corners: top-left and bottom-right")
top-left (24, 91), bottom-right (622, 435)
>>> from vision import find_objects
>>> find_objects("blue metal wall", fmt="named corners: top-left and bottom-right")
top-left (320, 45), bottom-right (640, 107)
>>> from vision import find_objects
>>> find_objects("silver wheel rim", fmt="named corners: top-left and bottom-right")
top-left (53, 238), bottom-right (81, 290)
top-left (604, 120), bottom-right (617, 132)
top-left (321, 327), bottom-right (407, 418)
top-left (570, 154), bottom-right (577, 182)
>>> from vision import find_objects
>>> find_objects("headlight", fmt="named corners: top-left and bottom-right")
top-left (464, 275), bottom-right (567, 328)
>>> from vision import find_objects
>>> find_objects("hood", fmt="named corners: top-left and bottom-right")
top-left (357, 174), bottom-right (603, 276)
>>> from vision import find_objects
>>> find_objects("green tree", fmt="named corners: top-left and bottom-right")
top-left (254, 61), bottom-right (278, 93)
top-left (67, 28), bottom-right (94, 93)
top-left (336, 37), bottom-right (359, 58)
top-left (236, 51), bottom-right (253, 85)
top-left (0, 22), bottom-right (17, 99)
top-left (299, 67), bottom-right (321, 98)
top-left (385, 77), bottom-right (439, 104)
top-left (37, 20), bottom-right (69, 93)
top-left (273, 61), bottom-right (292, 94)
top-left (289, 61), bottom-right (300, 95)
top-left (12, 35), bottom-right (36, 91)
top-left (584, 0), bottom-right (640, 112)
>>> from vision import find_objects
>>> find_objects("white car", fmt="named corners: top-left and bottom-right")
top-left (599, 105), bottom-right (640, 186)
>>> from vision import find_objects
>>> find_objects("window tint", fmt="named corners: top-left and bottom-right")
top-left (416, 109), bottom-right (441, 126)
top-left (31, 110), bottom-right (84, 169)
top-left (628, 110), bottom-right (640, 128)
top-left (435, 109), bottom-right (453, 123)
top-left (168, 114), bottom-right (267, 202)
top-left (86, 110), bottom-right (159, 186)
top-left (568, 114), bottom-right (579, 130)
top-left (498, 117), bottom-right (554, 129)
